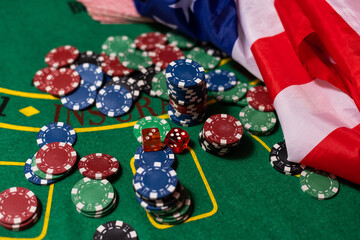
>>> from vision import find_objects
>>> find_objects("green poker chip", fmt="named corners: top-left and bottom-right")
top-left (151, 71), bottom-right (169, 100)
top-left (118, 49), bottom-right (153, 70)
top-left (166, 32), bottom-right (196, 49)
top-left (238, 106), bottom-right (277, 134)
top-left (31, 155), bottom-right (66, 180)
top-left (213, 82), bottom-right (248, 103)
top-left (300, 167), bottom-right (339, 200)
top-left (76, 196), bottom-right (117, 218)
top-left (71, 177), bottom-right (115, 213)
top-left (133, 116), bottom-right (171, 143)
top-left (187, 47), bottom-right (220, 70)
top-left (101, 35), bottom-right (135, 56)
top-left (236, 97), bottom-right (248, 107)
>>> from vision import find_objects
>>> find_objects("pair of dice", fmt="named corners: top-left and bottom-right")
top-left (141, 127), bottom-right (190, 153)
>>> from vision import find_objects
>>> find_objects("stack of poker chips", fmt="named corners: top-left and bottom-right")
top-left (132, 162), bottom-right (193, 225)
top-left (166, 59), bottom-right (207, 127)
top-left (0, 187), bottom-right (40, 231)
top-left (199, 114), bottom-right (244, 156)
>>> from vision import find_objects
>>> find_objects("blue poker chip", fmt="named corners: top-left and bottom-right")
top-left (96, 85), bottom-right (133, 117)
top-left (166, 59), bottom-right (205, 88)
top-left (167, 106), bottom-right (205, 127)
top-left (205, 69), bottom-right (237, 92)
top-left (133, 162), bottom-right (178, 200)
top-left (167, 104), bottom-right (205, 120)
top-left (36, 122), bottom-right (76, 148)
top-left (24, 155), bottom-right (56, 185)
top-left (135, 194), bottom-right (169, 212)
top-left (134, 145), bottom-right (175, 169)
top-left (60, 82), bottom-right (97, 110)
top-left (75, 63), bottom-right (104, 89)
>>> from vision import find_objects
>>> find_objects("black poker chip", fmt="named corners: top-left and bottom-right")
top-left (269, 141), bottom-right (304, 175)
top-left (134, 65), bottom-right (160, 95)
top-left (70, 51), bottom-right (104, 69)
top-left (106, 76), bottom-right (141, 103)
top-left (198, 130), bottom-right (232, 156)
top-left (200, 41), bottom-right (228, 59)
top-left (93, 221), bottom-right (138, 240)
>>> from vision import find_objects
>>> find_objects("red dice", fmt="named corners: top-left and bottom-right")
top-left (142, 128), bottom-right (162, 152)
top-left (164, 128), bottom-right (190, 154)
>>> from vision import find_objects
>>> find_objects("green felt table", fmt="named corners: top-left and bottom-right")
top-left (1, 1), bottom-right (360, 240)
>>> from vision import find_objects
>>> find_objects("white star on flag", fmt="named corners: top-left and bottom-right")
top-left (169, 0), bottom-right (197, 23)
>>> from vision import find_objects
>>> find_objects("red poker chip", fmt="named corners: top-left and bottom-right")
top-left (35, 142), bottom-right (77, 175)
top-left (169, 99), bottom-right (207, 114)
top-left (149, 44), bottom-right (185, 69)
top-left (101, 55), bottom-right (134, 76)
top-left (78, 153), bottom-right (120, 179)
top-left (0, 187), bottom-right (38, 225)
top-left (246, 86), bottom-right (274, 112)
top-left (203, 114), bottom-right (243, 146)
top-left (32, 67), bottom-right (55, 92)
top-left (45, 68), bottom-right (80, 97)
top-left (44, 45), bottom-right (79, 68)
top-left (135, 32), bottom-right (167, 51)
top-left (0, 207), bottom-right (40, 231)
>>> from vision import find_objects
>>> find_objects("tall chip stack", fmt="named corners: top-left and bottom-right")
top-left (165, 59), bottom-right (207, 127)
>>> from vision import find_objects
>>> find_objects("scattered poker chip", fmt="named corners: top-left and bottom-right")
top-left (78, 153), bottom-right (120, 179)
top-left (102, 35), bottom-right (135, 57)
top-left (74, 63), bottom-right (104, 89)
top-left (96, 85), bottom-right (133, 117)
top-left (108, 77), bottom-right (141, 102)
top-left (60, 81), bottom-right (97, 111)
top-left (135, 32), bottom-right (167, 51)
top-left (76, 196), bottom-right (117, 218)
top-left (31, 154), bottom-right (66, 180)
top-left (36, 122), bottom-right (76, 148)
top-left (133, 162), bottom-right (178, 200)
top-left (246, 86), bottom-right (275, 112)
top-left (203, 114), bottom-right (243, 146)
top-left (136, 194), bottom-right (169, 212)
top-left (239, 106), bottom-right (277, 134)
top-left (136, 65), bottom-right (161, 94)
top-left (269, 141), bottom-right (305, 176)
top-left (133, 116), bottom-right (171, 143)
top-left (118, 49), bottom-right (153, 70)
top-left (24, 155), bottom-right (57, 185)
top-left (166, 32), bottom-right (196, 49)
top-left (149, 44), bottom-right (185, 69)
top-left (198, 130), bottom-right (231, 156)
top-left (236, 96), bottom-right (248, 107)
top-left (0, 209), bottom-right (39, 231)
top-left (71, 178), bottom-right (115, 212)
top-left (151, 71), bottom-right (169, 100)
top-left (101, 55), bottom-right (134, 76)
top-left (0, 187), bottom-right (38, 225)
top-left (32, 67), bottom-right (56, 92)
top-left (45, 68), bottom-right (80, 97)
top-left (212, 82), bottom-right (248, 103)
top-left (44, 45), bottom-right (79, 68)
top-left (166, 59), bottom-right (205, 88)
top-left (70, 51), bottom-right (104, 68)
top-left (93, 220), bottom-right (138, 240)
top-left (187, 47), bottom-right (220, 70)
top-left (35, 142), bottom-right (77, 175)
top-left (299, 167), bottom-right (339, 200)
top-left (205, 69), bottom-right (237, 92)
top-left (134, 145), bottom-right (175, 169)
top-left (200, 41), bottom-right (228, 59)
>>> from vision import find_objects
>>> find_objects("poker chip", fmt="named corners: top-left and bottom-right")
top-left (0, 209), bottom-right (39, 231)
top-left (134, 32), bottom-right (167, 51)
top-left (135, 65), bottom-right (161, 95)
top-left (246, 86), bottom-right (275, 112)
top-left (96, 85), bottom-right (133, 117)
top-left (74, 63), bottom-right (104, 89)
top-left (205, 69), bottom-right (237, 92)
top-left (44, 45), bottom-right (79, 68)
top-left (136, 194), bottom-right (169, 212)
top-left (71, 177), bottom-right (115, 213)
top-left (24, 155), bottom-right (56, 185)
top-left (269, 141), bottom-right (305, 176)
top-left (239, 106), bottom-right (277, 135)
top-left (212, 82), bottom-right (248, 103)
top-left (166, 59), bottom-right (205, 88)
top-left (78, 153), bottom-right (120, 179)
top-left (35, 142), bottom-right (77, 175)
top-left (299, 168), bottom-right (339, 200)
top-left (101, 55), bottom-right (134, 76)
top-left (30, 154), bottom-right (67, 180)
top-left (61, 82), bottom-right (97, 111)
top-left (151, 71), bottom-right (169, 100)
top-left (133, 162), bottom-right (178, 200)
top-left (187, 47), bottom-right (220, 70)
top-left (198, 130), bottom-right (231, 156)
top-left (70, 51), bottom-right (104, 68)
top-left (149, 44), bottom-right (185, 69)
top-left (93, 221), bottom-right (138, 240)
top-left (32, 67), bottom-right (55, 92)
top-left (108, 76), bottom-right (141, 102)
top-left (236, 96), bottom-right (248, 107)
top-left (45, 68), bottom-right (80, 97)
top-left (101, 35), bottom-right (135, 57)
top-left (0, 187), bottom-right (38, 225)
top-left (133, 116), bottom-right (171, 143)
top-left (166, 32), bottom-right (196, 49)
top-left (76, 195), bottom-right (117, 218)
top-left (118, 49), bottom-right (153, 70)
top-left (36, 122), bottom-right (76, 148)
top-left (134, 145), bottom-right (175, 169)
top-left (200, 41), bottom-right (228, 59)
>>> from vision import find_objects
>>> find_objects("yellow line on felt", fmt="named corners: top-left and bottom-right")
top-left (0, 161), bottom-right (25, 166)
top-left (250, 135), bottom-right (271, 152)
top-left (0, 87), bottom-right (58, 100)
top-left (249, 79), bottom-right (261, 85)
